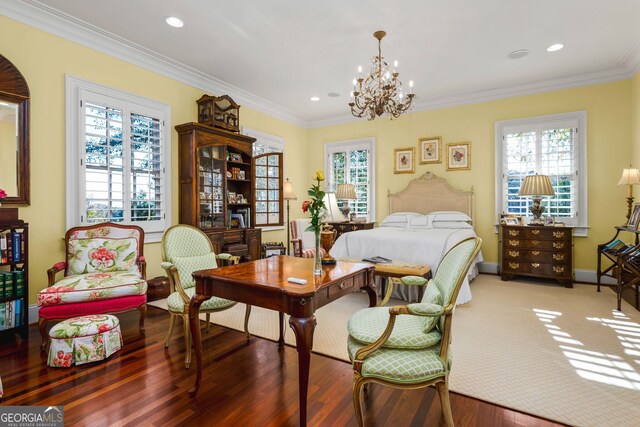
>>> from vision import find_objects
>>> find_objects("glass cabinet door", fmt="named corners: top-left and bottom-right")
top-left (197, 145), bottom-right (225, 228)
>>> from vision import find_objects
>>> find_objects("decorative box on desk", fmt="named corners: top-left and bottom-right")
top-left (499, 224), bottom-right (573, 288)
top-left (326, 221), bottom-right (375, 239)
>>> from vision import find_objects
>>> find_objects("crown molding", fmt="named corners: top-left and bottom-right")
top-left (308, 66), bottom-right (634, 128)
top-left (2, 0), bottom-right (308, 128)
top-left (621, 36), bottom-right (640, 75)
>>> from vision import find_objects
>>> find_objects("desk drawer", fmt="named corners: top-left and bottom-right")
top-left (327, 277), bottom-right (354, 298)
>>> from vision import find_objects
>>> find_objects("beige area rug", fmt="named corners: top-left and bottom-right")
top-left (149, 276), bottom-right (640, 426)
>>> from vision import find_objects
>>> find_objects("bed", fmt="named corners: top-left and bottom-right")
top-left (329, 172), bottom-right (484, 304)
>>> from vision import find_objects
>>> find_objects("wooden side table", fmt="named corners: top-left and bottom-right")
top-left (326, 221), bottom-right (375, 239)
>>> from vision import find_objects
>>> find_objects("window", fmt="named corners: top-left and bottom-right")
top-left (325, 138), bottom-right (376, 221)
top-left (243, 128), bottom-right (284, 228)
top-left (495, 111), bottom-right (587, 235)
top-left (66, 76), bottom-right (171, 242)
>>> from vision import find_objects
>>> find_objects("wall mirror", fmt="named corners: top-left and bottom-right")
top-left (0, 54), bottom-right (30, 205)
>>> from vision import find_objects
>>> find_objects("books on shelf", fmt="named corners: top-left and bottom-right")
top-left (362, 256), bottom-right (392, 264)
top-left (0, 230), bottom-right (24, 263)
top-left (0, 299), bottom-right (22, 330)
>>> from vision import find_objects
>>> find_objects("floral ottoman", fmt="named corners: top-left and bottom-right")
top-left (48, 314), bottom-right (122, 367)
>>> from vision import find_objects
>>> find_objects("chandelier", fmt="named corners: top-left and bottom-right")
top-left (349, 31), bottom-right (415, 120)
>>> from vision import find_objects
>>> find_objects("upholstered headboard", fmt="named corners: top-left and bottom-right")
top-left (387, 172), bottom-right (475, 224)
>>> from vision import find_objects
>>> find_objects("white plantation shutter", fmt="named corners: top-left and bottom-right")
top-left (496, 112), bottom-right (587, 234)
top-left (67, 77), bottom-right (171, 242)
top-left (325, 138), bottom-right (375, 221)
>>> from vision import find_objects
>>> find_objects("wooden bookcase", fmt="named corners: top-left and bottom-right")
top-left (597, 226), bottom-right (640, 310)
top-left (0, 213), bottom-right (28, 341)
top-left (175, 122), bottom-right (262, 261)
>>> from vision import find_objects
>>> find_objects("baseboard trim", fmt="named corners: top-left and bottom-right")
top-left (477, 262), bottom-right (617, 285)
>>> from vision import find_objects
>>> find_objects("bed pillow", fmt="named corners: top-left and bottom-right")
top-left (431, 221), bottom-right (473, 229)
top-left (407, 215), bottom-right (433, 229)
top-left (430, 211), bottom-right (472, 223)
top-left (379, 212), bottom-right (422, 228)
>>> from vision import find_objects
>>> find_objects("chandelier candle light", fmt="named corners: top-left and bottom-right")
top-left (349, 31), bottom-right (415, 120)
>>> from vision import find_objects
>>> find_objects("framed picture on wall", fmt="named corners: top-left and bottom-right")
top-left (419, 137), bottom-right (441, 164)
top-left (446, 142), bottom-right (471, 171)
top-left (394, 147), bottom-right (415, 174)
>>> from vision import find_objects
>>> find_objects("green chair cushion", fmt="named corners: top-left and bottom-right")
top-left (347, 307), bottom-right (441, 350)
top-left (399, 275), bottom-right (428, 286)
top-left (348, 336), bottom-right (451, 384)
top-left (171, 252), bottom-right (218, 289)
top-left (166, 287), bottom-right (236, 313)
top-left (407, 303), bottom-right (444, 317)
top-left (420, 281), bottom-right (443, 333)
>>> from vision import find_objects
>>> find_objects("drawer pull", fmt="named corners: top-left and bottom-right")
top-left (553, 242), bottom-right (565, 249)
top-left (532, 251), bottom-right (540, 256)
top-left (508, 230), bottom-right (520, 236)
top-left (553, 231), bottom-right (566, 238)
top-left (553, 266), bottom-right (565, 274)
top-left (532, 263), bottom-right (540, 268)
top-left (339, 225), bottom-right (346, 231)
top-left (339, 282), bottom-right (347, 290)
top-left (351, 226), bottom-right (358, 231)
top-left (508, 240), bottom-right (520, 247)
top-left (531, 229), bottom-right (540, 235)
top-left (508, 250), bottom-right (520, 257)
top-left (532, 240), bottom-right (540, 246)
top-left (553, 254), bottom-right (565, 261)
top-left (509, 262), bottom-right (519, 269)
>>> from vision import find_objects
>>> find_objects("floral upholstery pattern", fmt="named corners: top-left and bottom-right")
top-left (48, 314), bottom-right (122, 367)
top-left (37, 272), bottom-right (146, 307)
top-left (67, 238), bottom-right (139, 275)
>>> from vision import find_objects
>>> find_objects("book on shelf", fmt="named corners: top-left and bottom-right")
top-left (362, 256), bottom-right (392, 264)
top-left (0, 232), bottom-right (7, 263)
top-left (603, 239), bottom-right (626, 253)
top-left (2, 272), bottom-right (13, 298)
top-left (11, 231), bottom-right (22, 262)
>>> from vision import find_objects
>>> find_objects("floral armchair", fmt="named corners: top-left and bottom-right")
top-left (290, 219), bottom-right (326, 258)
top-left (37, 223), bottom-right (147, 349)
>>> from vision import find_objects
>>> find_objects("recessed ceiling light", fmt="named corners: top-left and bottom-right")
top-left (327, 92), bottom-right (340, 98)
top-left (310, 96), bottom-right (320, 102)
top-left (507, 49), bottom-right (529, 59)
top-left (546, 43), bottom-right (564, 52)
top-left (165, 16), bottom-right (184, 28)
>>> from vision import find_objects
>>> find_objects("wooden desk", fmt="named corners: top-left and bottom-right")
top-left (188, 255), bottom-right (376, 426)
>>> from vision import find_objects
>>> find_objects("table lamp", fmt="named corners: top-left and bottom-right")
top-left (336, 183), bottom-right (357, 221)
top-left (283, 178), bottom-right (297, 255)
top-left (518, 174), bottom-right (555, 225)
top-left (322, 192), bottom-right (347, 222)
top-left (618, 167), bottom-right (640, 225)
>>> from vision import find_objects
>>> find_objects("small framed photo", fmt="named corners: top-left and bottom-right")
top-left (628, 203), bottom-right (640, 228)
top-left (418, 137), bottom-right (441, 164)
top-left (229, 153), bottom-right (243, 162)
top-left (228, 191), bottom-right (237, 203)
top-left (544, 216), bottom-right (555, 226)
top-left (238, 170), bottom-right (246, 180)
top-left (446, 142), bottom-right (471, 171)
top-left (230, 213), bottom-right (245, 228)
top-left (394, 147), bottom-right (415, 174)
top-left (504, 217), bottom-right (519, 226)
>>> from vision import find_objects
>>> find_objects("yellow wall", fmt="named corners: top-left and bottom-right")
top-left (0, 17), bottom-right (308, 304)
top-left (2, 15), bottom-right (638, 305)
top-left (309, 81), bottom-right (633, 271)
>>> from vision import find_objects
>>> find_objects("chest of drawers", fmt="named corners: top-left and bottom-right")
top-left (327, 221), bottom-right (375, 239)
top-left (499, 225), bottom-right (573, 288)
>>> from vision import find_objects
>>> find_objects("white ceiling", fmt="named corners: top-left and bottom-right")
top-left (6, 0), bottom-right (640, 126)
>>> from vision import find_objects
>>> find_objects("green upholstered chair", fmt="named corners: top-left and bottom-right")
top-left (347, 237), bottom-right (482, 426)
top-left (161, 224), bottom-right (251, 368)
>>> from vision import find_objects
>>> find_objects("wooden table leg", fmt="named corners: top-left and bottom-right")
top-left (278, 312), bottom-right (285, 348)
top-left (289, 315), bottom-right (317, 427)
top-left (188, 294), bottom-right (207, 397)
top-left (364, 269), bottom-right (377, 307)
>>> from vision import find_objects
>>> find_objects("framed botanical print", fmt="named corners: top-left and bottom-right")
top-left (394, 147), bottom-right (415, 174)
top-left (419, 137), bottom-right (441, 164)
top-left (446, 142), bottom-right (471, 171)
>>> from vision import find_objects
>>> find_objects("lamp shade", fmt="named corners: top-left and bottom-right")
top-left (618, 168), bottom-right (640, 186)
top-left (518, 175), bottom-right (555, 197)
top-left (336, 183), bottom-right (357, 200)
top-left (283, 178), bottom-right (297, 200)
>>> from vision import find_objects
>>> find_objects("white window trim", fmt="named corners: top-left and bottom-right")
top-left (243, 127), bottom-right (285, 231)
top-left (495, 111), bottom-right (588, 236)
top-left (65, 75), bottom-right (172, 243)
top-left (324, 137), bottom-right (376, 222)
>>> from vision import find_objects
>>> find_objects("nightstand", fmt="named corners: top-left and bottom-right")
top-left (326, 221), bottom-right (375, 239)
top-left (499, 224), bottom-right (573, 288)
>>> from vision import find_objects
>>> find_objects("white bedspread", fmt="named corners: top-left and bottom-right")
top-left (330, 226), bottom-right (484, 304)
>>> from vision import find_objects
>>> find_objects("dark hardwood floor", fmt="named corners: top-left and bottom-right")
top-left (0, 306), bottom-right (563, 426)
